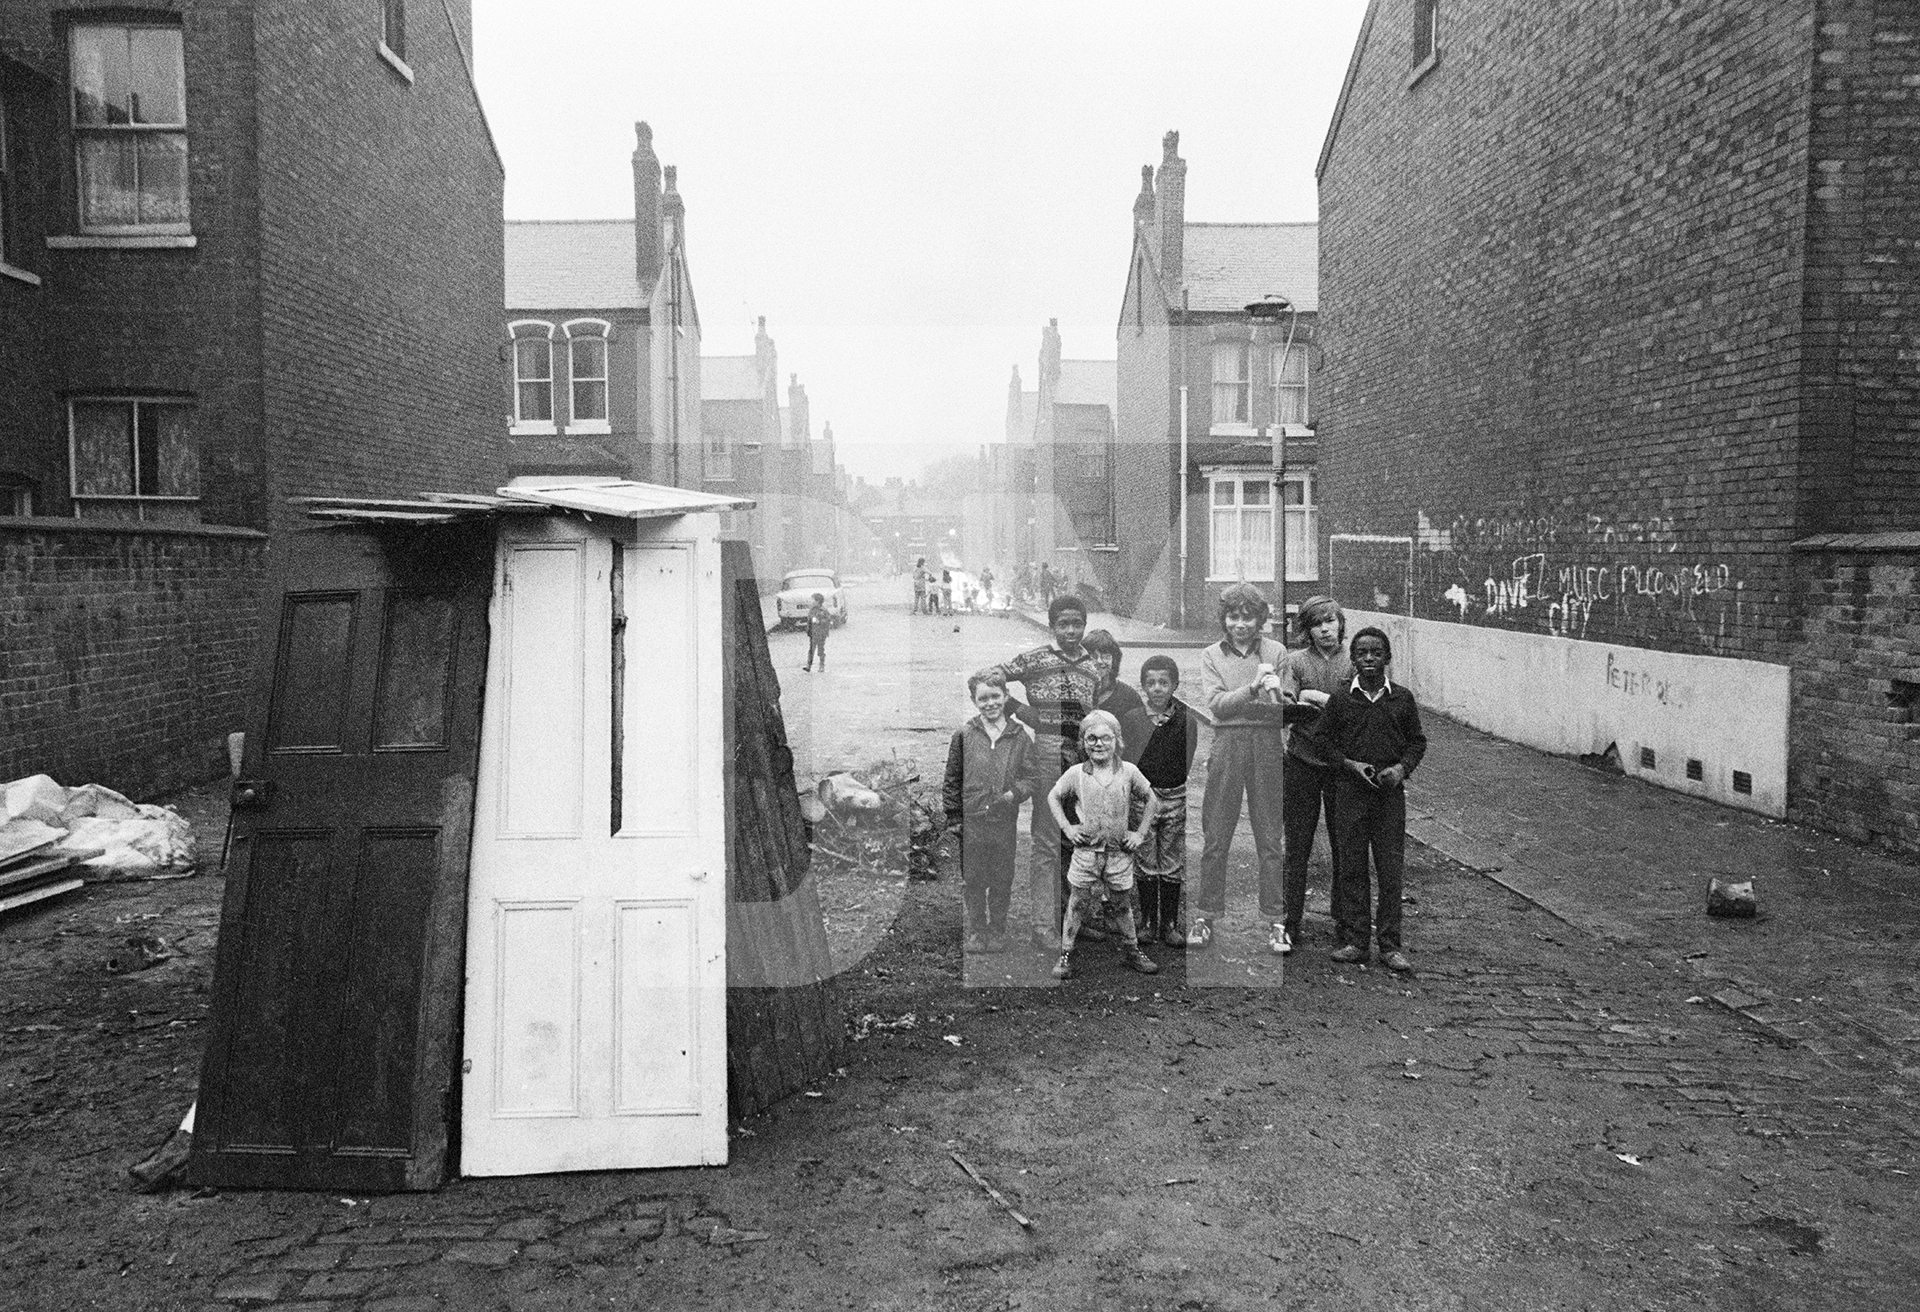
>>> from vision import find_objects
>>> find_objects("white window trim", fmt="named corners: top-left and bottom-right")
top-left (1203, 468), bottom-right (1276, 584)
top-left (509, 319), bottom-right (556, 433)
top-left (561, 318), bottom-right (611, 434)
top-left (1, 262), bottom-right (40, 285)
top-left (47, 234), bottom-right (196, 249)
top-left (67, 395), bottom-right (199, 509)
top-left (377, 41), bottom-right (414, 83)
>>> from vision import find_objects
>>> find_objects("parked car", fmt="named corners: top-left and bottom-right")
top-left (774, 568), bottom-right (848, 629)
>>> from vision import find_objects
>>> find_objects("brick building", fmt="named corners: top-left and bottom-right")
top-left (1114, 132), bottom-right (1322, 628)
top-left (504, 122), bottom-right (702, 489)
top-left (700, 319), bottom-right (851, 584)
top-left (0, 0), bottom-right (503, 797)
top-left (1317, 0), bottom-right (1920, 847)
top-left (0, 0), bottom-right (503, 530)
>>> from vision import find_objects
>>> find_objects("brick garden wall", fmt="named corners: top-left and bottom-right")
top-left (1790, 549), bottom-right (1920, 854)
top-left (1317, 0), bottom-right (1816, 663)
top-left (0, 522), bottom-right (266, 800)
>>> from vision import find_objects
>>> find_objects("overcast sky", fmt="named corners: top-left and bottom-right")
top-left (470, 0), bottom-right (1370, 483)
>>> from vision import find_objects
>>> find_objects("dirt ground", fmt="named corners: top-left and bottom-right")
top-left (3, 580), bottom-right (1916, 1310)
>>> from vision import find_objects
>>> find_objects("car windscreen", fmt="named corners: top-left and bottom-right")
top-left (785, 575), bottom-right (835, 592)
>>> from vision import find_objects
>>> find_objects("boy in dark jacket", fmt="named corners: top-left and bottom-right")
top-left (944, 670), bottom-right (1038, 953)
top-left (802, 593), bottom-right (832, 671)
top-left (1309, 627), bottom-right (1427, 973)
top-left (1124, 655), bottom-right (1200, 948)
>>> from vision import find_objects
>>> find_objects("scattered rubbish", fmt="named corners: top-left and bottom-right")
top-left (1403, 1072), bottom-right (1424, 1080)
top-left (851, 1011), bottom-right (918, 1040)
top-left (1706, 877), bottom-right (1757, 919)
top-left (950, 1151), bottom-right (1033, 1230)
top-left (1326, 1228), bottom-right (1365, 1245)
top-left (1686, 996), bottom-right (1707, 1005)
top-left (1614, 1152), bottom-right (1643, 1166)
top-left (942, 1034), bottom-right (963, 1047)
top-left (106, 933), bottom-right (174, 974)
top-left (802, 1091), bottom-right (823, 1099)
top-left (1162, 1177), bottom-right (1199, 1186)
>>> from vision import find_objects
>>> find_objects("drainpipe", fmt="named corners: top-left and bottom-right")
top-left (1176, 287), bottom-right (1190, 629)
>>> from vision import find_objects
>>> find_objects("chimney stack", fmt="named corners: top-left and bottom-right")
top-left (1155, 130), bottom-right (1186, 289)
top-left (787, 371), bottom-right (810, 448)
top-left (1133, 164), bottom-right (1155, 231)
top-left (662, 163), bottom-right (685, 252)
top-left (632, 122), bottom-right (663, 296)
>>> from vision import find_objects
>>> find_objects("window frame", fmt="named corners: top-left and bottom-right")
top-left (562, 318), bottom-right (611, 435)
top-left (1409, 0), bottom-right (1441, 87)
top-left (1205, 471), bottom-right (1275, 583)
top-left (1268, 342), bottom-right (1310, 429)
top-left (67, 396), bottom-right (200, 520)
top-left (67, 22), bottom-right (192, 237)
top-left (1281, 470), bottom-right (1319, 582)
top-left (1210, 338), bottom-right (1251, 431)
top-left (508, 320), bottom-right (557, 434)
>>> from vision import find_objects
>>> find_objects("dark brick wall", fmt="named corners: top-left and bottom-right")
top-left (1798, 0), bottom-right (1920, 535)
top-left (0, 521), bottom-right (265, 799)
top-left (2, 0), bottom-right (266, 527)
top-left (1318, 0), bottom-right (1817, 662)
top-left (1789, 549), bottom-right (1920, 854)
top-left (255, 1), bottom-right (504, 532)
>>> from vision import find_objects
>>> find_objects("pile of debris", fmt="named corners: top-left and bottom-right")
top-left (1, 775), bottom-right (196, 905)
top-left (798, 760), bottom-right (947, 882)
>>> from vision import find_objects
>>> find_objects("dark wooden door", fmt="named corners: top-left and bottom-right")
top-left (190, 521), bottom-right (493, 1192)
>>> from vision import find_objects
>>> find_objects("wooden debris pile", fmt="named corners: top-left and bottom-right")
top-left (0, 819), bottom-right (101, 916)
top-left (798, 758), bottom-right (946, 883)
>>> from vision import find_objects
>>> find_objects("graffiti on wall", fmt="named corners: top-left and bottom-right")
top-left (1334, 509), bottom-right (1751, 652)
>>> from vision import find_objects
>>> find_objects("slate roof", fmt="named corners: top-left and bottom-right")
top-left (1056, 360), bottom-right (1117, 411)
top-left (505, 220), bottom-right (643, 309)
top-left (702, 356), bottom-right (763, 402)
top-left (1182, 223), bottom-right (1319, 313)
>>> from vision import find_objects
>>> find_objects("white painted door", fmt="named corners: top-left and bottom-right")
top-left (460, 514), bottom-right (728, 1175)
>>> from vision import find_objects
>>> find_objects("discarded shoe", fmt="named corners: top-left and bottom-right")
top-left (1330, 944), bottom-right (1367, 964)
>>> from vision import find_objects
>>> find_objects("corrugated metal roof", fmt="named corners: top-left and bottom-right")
top-left (294, 480), bottom-right (755, 524)
top-left (505, 220), bottom-right (644, 309)
top-left (702, 356), bottom-right (762, 402)
top-left (504, 479), bottom-right (756, 519)
top-left (1183, 223), bottom-right (1319, 313)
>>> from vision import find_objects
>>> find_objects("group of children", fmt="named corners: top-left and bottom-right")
top-left (944, 585), bottom-right (1426, 980)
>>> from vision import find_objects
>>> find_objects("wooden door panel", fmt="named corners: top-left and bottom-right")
top-left (617, 544), bottom-right (697, 835)
top-left (330, 827), bottom-right (440, 1153)
top-left (216, 829), bottom-right (339, 1151)
top-left (613, 899), bottom-right (701, 1114)
top-left (266, 595), bottom-right (358, 752)
top-left (192, 523), bottom-right (492, 1192)
top-left (497, 543), bottom-right (585, 838)
top-left (492, 899), bottom-right (583, 1116)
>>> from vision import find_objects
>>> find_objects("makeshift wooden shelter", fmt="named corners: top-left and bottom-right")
top-left (189, 481), bottom-right (845, 1192)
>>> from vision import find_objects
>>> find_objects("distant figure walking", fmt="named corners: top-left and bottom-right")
top-left (801, 593), bottom-right (832, 672)
top-left (939, 568), bottom-right (955, 616)
top-left (1039, 563), bottom-right (1057, 606)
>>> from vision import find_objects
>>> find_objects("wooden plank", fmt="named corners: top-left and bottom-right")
top-left (0, 876), bottom-right (85, 914)
top-left (0, 848), bottom-right (101, 890)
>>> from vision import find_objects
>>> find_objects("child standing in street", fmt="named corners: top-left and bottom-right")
top-left (1047, 710), bottom-right (1160, 979)
top-left (1309, 627), bottom-right (1427, 973)
top-left (943, 671), bottom-right (1037, 953)
top-left (1273, 594), bottom-right (1353, 957)
top-left (1126, 655), bottom-right (1199, 948)
top-left (802, 593), bottom-right (831, 672)
top-left (1191, 583), bottom-right (1288, 949)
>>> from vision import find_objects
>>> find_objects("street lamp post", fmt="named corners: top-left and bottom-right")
top-left (1247, 294), bottom-right (1298, 635)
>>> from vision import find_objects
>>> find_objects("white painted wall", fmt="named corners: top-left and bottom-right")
top-left (1347, 610), bottom-right (1790, 818)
